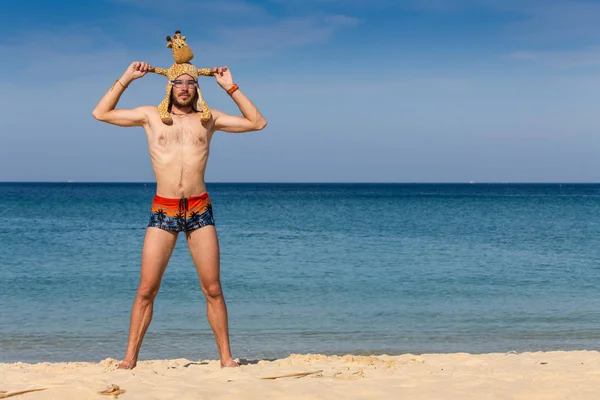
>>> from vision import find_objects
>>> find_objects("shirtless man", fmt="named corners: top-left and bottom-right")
top-left (92, 61), bottom-right (267, 369)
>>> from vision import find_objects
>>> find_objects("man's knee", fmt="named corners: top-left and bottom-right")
top-left (201, 282), bottom-right (223, 299)
top-left (136, 283), bottom-right (160, 302)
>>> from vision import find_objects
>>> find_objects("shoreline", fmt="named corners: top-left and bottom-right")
top-left (2, 350), bottom-right (599, 399)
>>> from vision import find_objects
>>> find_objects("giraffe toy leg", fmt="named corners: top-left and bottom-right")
top-left (200, 99), bottom-right (211, 123)
top-left (195, 88), bottom-right (212, 123)
top-left (158, 98), bottom-right (172, 124)
top-left (158, 84), bottom-right (173, 124)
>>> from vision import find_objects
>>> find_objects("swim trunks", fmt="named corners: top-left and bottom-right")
top-left (148, 192), bottom-right (215, 232)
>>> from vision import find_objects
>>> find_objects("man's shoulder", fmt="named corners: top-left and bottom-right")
top-left (210, 108), bottom-right (224, 118)
top-left (136, 105), bottom-right (160, 115)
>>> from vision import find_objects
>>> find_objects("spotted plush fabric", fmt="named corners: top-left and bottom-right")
top-left (150, 30), bottom-right (214, 124)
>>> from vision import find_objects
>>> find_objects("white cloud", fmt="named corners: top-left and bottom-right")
top-left (1, 1), bottom-right (360, 77)
top-left (509, 46), bottom-right (600, 69)
top-left (510, 51), bottom-right (538, 60)
top-left (335, 0), bottom-right (600, 42)
top-left (205, 14), bottom-right (360, 55)
top-left (500, 0), bottom-right (600, 42)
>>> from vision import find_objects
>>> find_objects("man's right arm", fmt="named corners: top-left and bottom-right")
top-left (92, 62), bottom-right (150, 127)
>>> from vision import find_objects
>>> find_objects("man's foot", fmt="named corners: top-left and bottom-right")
top-left (220, 359), bottom-right (239, 368)
top-left (118, 360), bottom-right (137, 370)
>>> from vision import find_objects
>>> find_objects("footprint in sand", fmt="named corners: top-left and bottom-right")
top-left (334, 369), bottom-right (365, 380)
top-left (98, 384), bottom-right (126, 398)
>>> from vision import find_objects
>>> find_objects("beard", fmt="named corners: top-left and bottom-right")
top-left (171, 91), bottom-right (197, 108)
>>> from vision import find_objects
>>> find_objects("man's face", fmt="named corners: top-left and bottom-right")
top-left (171, 74), bottom-right (197, 107)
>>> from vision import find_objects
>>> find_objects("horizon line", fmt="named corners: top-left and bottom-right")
top-left (1, 181), bottom-right (600, 185)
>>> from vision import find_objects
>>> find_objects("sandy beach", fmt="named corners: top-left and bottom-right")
top-left (1, 351), bottom-right (599, 399)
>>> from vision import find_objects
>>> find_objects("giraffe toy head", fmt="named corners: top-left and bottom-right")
top-left (166, 30), bottom-right (194, 64)
top-left (149, 30), bottom-right (215, 125)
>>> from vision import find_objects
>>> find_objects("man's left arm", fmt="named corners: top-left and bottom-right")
top-left (212, 67), bottom-right (267, 133)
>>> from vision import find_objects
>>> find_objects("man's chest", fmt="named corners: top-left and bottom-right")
top-left (152, 120), bottom-right (212, 148)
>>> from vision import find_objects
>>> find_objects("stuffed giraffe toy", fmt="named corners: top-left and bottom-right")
top-left (148, 30), bottom-right (214, 124)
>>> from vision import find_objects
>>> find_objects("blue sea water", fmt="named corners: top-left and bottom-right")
top-left (1, 182), bottom-right (600, 363)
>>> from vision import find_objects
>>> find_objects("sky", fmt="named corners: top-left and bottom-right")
top-left (1, 0), bottom-right (599, 182)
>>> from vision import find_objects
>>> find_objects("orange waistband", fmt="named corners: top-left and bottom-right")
top-left (152, 192), bottom-right (210, 208)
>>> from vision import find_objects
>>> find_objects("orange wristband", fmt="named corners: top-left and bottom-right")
top-left (226, 84), bottom-right (239, 95)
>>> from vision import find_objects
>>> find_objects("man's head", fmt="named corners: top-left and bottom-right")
top-left (170, 74), bottom-right (198, 108)
top-left (151, 30), bottom-right (213, 123)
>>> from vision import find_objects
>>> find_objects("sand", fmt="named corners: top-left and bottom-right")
top-left (1, 351), bottom-right (599, 399)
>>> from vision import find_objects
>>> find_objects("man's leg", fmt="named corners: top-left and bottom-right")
top-left (119, 227), bottom-right (178, 369)
top-left (186, 225), bottom-right (238, 367)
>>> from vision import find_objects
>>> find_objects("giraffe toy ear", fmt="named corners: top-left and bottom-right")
top-left (173, 30), bottom-right (186, 41)
top-left (166, 36), bottom-right (173, 48)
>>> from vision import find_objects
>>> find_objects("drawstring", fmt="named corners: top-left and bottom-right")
top-left (178, 197), bottom-right (189, 217)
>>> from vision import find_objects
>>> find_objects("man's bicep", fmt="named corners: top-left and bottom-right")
top-left (213, 113), bottom-right (257, 133)
top-left (94, 107), bottom-right (147, 127)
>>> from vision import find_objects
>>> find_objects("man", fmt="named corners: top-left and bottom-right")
top-left (92, 61), bottom-right (267, 369)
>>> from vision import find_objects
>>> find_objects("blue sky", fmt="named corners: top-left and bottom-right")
top-left (1, 0), bottom-right (599, 182)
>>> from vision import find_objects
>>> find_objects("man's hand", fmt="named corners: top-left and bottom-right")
top-left (92, 61), bottom-right (151, 126)
top-left (212, 66), bottom-right (235, 91)
top-left (120, 62), bottom-right (151, 86)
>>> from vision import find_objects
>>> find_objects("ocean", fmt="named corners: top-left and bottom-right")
top-left (1, 182), bottom-right (599, 363)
